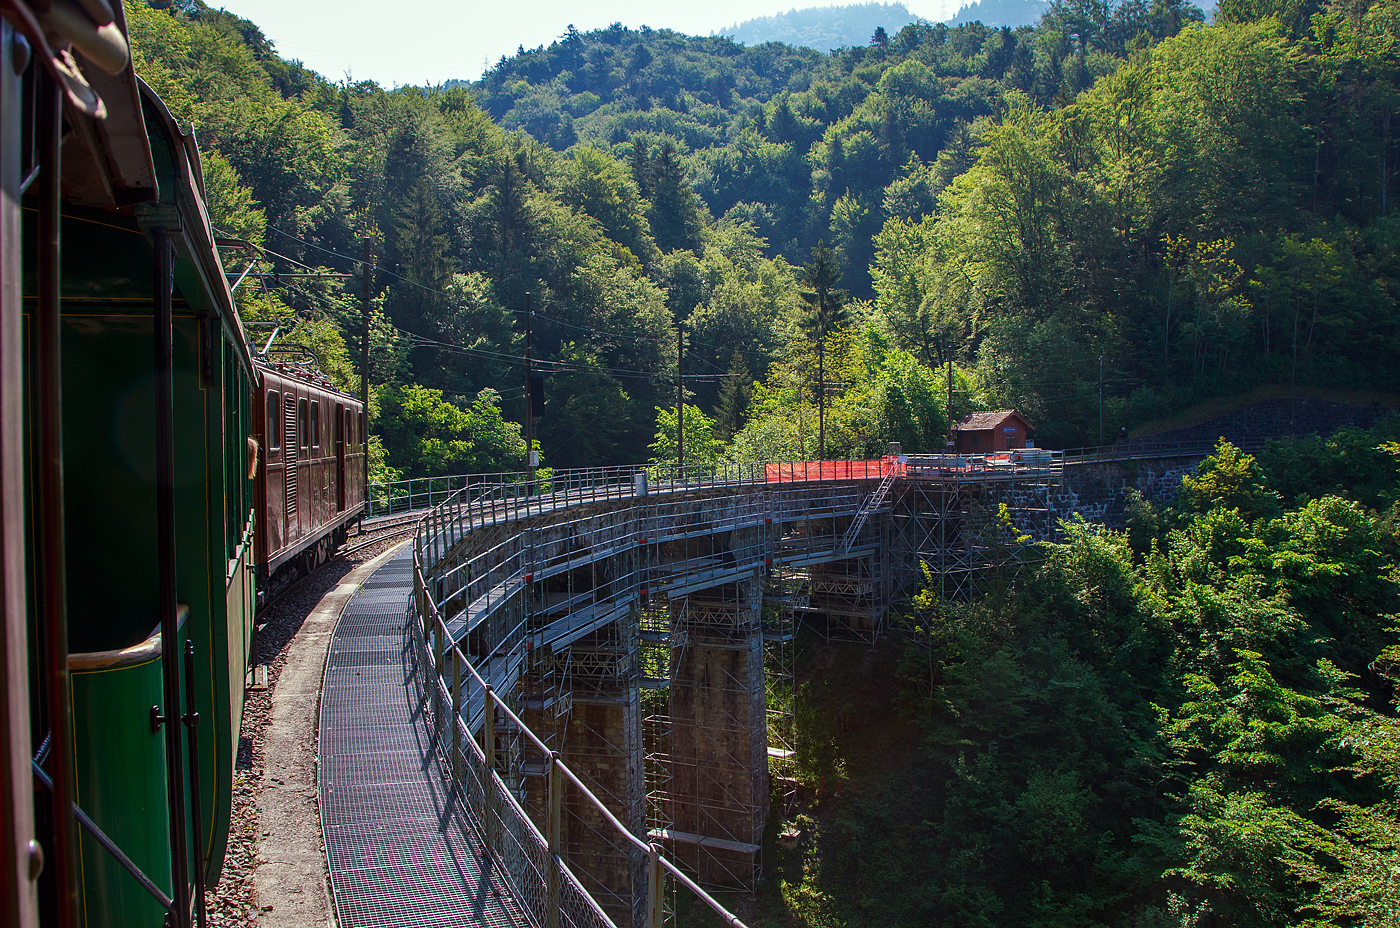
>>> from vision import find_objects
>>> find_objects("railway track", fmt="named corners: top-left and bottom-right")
top-left (258, 513), bottom-right (424, 618)
top-left (357, 511), bottom-right (426, 535)
top-left (341, 516), bottom-right (421, 556)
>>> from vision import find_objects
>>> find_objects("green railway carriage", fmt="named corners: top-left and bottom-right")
top-left (0, 4), bottom-right (261, 926)
top-left (44, 83), bottom-right (260, 927)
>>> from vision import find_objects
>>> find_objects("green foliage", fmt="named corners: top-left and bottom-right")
top-left (376, 386), bottom-right (526, 477)
top-left (1176, 440), bottom-right (1283, 521)
top-left (1258, 418), bottom-right (1400, 510)
top-left (786, 432), bottom-right (1400, 927)
top-left (866, 8), bottom-right (1400, 446)
top-left (365, 434), bottom-right (400, 485)
top-left (649, 404), bottom-right (726, 464)
top-left (134, 0), bottom-right (1400, 463)
top-left (470, 8), bottom-right (1204, 296)
top-left (800, 242), bottom-right (851, 458)
top-left (728, 324), bottom-right (967, 460)
top-left (536, 343), bottom-right (637, 467)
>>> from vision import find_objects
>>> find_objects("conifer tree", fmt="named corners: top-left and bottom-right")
top-left (800, 242), bottom-right (849, 459)
top-left (647, 140), bottom-right (702, 253)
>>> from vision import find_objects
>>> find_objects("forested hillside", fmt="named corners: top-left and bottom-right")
top-left (128, 0), bottom-right (1400, 479)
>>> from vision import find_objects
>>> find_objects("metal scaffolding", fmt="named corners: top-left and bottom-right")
top-left (892, 461), bottom-right (1061, 602)
top-left (659, 577), bottom-right (766, 890)
top-left (806, 554), bottom-right (887, 641)
top-left (762, 565), bottom-right (801, 817)
top-left (411, 456), bottom-right (1064, 923)
top-left (563, 607), bottom-right (647, 926)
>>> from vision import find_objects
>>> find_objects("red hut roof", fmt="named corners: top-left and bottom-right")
top-left (954, 409), bottom-right (1032, 431)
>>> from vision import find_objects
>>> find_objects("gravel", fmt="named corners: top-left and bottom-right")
top-left (203, 523), bottom-right (416, 925)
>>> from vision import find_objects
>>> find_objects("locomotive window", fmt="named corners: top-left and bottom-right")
top-left (267, 392), bottom-right (280, 449)
top-left (311, 401), bottom-right (320, 447)
top-left (299, 398), bottom-right (309, 448)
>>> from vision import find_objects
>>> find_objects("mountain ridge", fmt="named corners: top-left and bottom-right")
top-left (712, 2), bottom-right (930, 49)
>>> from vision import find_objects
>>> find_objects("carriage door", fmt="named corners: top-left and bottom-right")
top-left (335, 403), bottom-right (346, 512)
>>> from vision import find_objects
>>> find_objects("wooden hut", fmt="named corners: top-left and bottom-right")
top-left (952, 409), bottom-right (1033, 454)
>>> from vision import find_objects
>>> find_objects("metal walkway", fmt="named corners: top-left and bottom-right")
top-left (318, 547), bottom-right (523, 928)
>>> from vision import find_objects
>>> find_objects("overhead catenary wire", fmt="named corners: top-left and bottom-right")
top-left (226, 228), bottom-right (683, 379)
top-left (275, 270), bottom-right (1138, 394)
top-left (233, 225), bottom-right (1145, 402)
top-left (239, 224), bottom-right (783, 366)
top-left (270, 271), bottom-right (740, 383)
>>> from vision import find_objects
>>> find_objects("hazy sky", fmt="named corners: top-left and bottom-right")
top-left (212, 1), bottom-right (968, 87)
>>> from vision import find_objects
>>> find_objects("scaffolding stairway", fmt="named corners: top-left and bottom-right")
top-left (840, 466), bottom-right (898, 553)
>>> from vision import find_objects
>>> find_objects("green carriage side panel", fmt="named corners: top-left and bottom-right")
top-left (175, 261), bottom-right (255, 884)
top-left (57, 308), bottom-right (217, 926)
top-left (69, 653), bottom-right (172, 928)
top-left (50, 205), bottom-right (247, 916)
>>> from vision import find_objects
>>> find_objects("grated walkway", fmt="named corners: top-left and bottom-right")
top-left (318, 547), bottom-right (522, 928)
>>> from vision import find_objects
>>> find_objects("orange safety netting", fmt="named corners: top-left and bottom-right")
top-left (763, 457), bottom-right (904, 483)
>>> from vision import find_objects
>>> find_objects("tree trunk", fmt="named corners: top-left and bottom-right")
top-left (1383, 112), bottom-right (1390, 215)
top-left (1306, 292), bottom-right (1321, 352)
top-left (817, 339), bottom-right (826, 460)
top-left (1163, 267), bottom-right (1175, 386)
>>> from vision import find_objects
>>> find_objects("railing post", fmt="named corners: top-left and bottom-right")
top-left (451, 647), bottom-right (463, 783)
top-left (422, 583), bottom-right (432, 645)
top-left (434, 502), bottom-right (443, 564)
top-left (435, 619), bottom-right (446, 684)
top-left (483, 684), bottom-right (497, 862)
top-left (428, 504), bottom-right (438, 566)
top-left (646, 843), bottom-right (664, 928)
top-left (547, 751), bottom-right (563, 928)
top-left (414, 563), bottom-right (425, 636)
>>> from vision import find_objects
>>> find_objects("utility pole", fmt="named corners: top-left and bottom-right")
top-left (946, 347), bottom-right (953, 451)
top-left (676, 320), bottom-right (684, 467)
top-left (360, 241), bottom-right (371, 475)
top-left (525, 292), bottom-right (536, 480)
top-left (360, 242), bottom-right (372, 525)
top-left (1098, 355), bottom-right (1104, 447)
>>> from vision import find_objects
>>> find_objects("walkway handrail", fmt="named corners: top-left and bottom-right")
top-left (1059, 436), bottom-right (1270, 463)
top-left (411, 543), bottom-right (749, 928)
top-left (380, 452), bottom-right (1068, 524)
top-left (378, 435), bottom-right (1288, 520)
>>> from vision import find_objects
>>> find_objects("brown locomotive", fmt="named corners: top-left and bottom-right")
top-left (253, 350), bottom-right (367, 585)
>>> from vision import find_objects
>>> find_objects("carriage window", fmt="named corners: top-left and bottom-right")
top-left (311, 401), bottom-right (320, 447)
top-left (358, 412), bottom-right (365, 446)
top-left (299, 398), bottom-right (309, 448)
top-left (266, 392), bottom-right (280, 449)
top-left (343, 408), bottom-right (351, 445)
